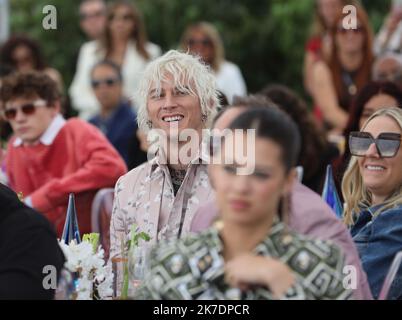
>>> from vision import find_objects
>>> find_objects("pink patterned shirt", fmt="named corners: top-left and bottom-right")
top-left (109, 149), bottom-right (213, 262)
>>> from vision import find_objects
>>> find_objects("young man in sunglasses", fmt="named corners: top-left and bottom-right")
top-left (89, 60), bottom-right (146, 168)
top-left (0, 71), bottom-right (127, 237)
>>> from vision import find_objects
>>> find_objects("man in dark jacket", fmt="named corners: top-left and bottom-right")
top-left (0, 183), bottom-right (65, 299)
top-left (89, 60), bottom-right (147, 169)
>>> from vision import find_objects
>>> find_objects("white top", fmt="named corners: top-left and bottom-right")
top-left (215, 61), bottom-right (247, 104)
top-left (374, 21), bottom-right (402, 56)
top-left (0, 0), bottom-right (9, 44)
top-left (69, 40), bottom-right (161, 120)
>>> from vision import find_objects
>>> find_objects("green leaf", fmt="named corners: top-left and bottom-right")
top-left (82, 233), bottom-right (100, 253)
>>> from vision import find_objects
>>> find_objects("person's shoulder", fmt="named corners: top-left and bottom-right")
top-left (373, 204), bottom-right (402, 221)
top-left (145, 42), bottom-right (162, 58)
top-left (292, 182), bottom-right (334, 214)
top-left (114, 108), bottom-right (137, 132)
top-left (65, 117), bottom-right (88, 126)
top-left (286, 229), bottom-right (351, 299)
top-left (5, 136), bottom-right (17, 151)
top-left (291, 182), bottom-right (345, 234)
top-left (0, 197), bottom-right (57, 241)
top-left (62, 118), bottom-right (109, 144)
top-left (287, 231), bottom-right (346, 277)
top-left (64, 117), bottom-right (99, 132)
top-left (115, 161), bottom-right (151, 190)
top-left (305, 36), bottom-right (322, 51)
top-left (80, 40), bottom-right (98, 52)
top-left (286, 227), bottom-right (345, 267)
top-left (313, 59), bottom-right (330, 75)
top-left (383, 203), bottom-right (402, 213)
top-left (219, 61), bottom-right (242, 74)
top-left (0, 183), bottom-right (57, 236)
top-left (88, 115), bottom-right (100, 125)
top-left (118, 102), bottom-right (136, 119)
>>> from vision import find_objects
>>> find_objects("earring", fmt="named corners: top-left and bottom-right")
top-left (146, 120), bottom-right (152, 129)
top-left (201, 114), bottom-right (207, 122)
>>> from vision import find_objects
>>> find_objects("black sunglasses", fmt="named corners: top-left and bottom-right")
top-left (91, 77), bottom-right (120, 88)
top-left (2, 100), bottom-right (46, 121)
top-left (187, 38), bottom-right (213, 47)
top-left (349, 131), bottom-right (402, 158)
top-left (79, 10), bottom-right (105, 21)
top-left (109, 13), bottom-right (133, 21)
top-left (337, 25), bottom-right (364, 34)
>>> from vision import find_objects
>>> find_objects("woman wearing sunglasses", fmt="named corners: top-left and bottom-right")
top-left (180, 22), bottom-right (247, 104)
top-left (342, 107), bottom-right (402, 299)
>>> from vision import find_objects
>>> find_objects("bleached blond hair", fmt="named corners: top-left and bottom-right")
top-left (342, 107), bottom-right (402, 226)
top-left (135, 50), bottom-right (220, 132)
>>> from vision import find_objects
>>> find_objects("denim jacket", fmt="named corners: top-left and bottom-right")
top-left (351, 203), bottom-right (402, 299)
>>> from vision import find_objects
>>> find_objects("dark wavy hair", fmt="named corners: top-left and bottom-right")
top-left (345, 81), bottom-right (402, 136)
top-left (260, 84), bottom-right (329, 183)
top-left (0, 35), bottom-right (47, 71)
top-left (228, 105), bottom-right (301, 173)
top-left (0, 71), bottom-right (60, 107)
top-left (327, 4), bottom-right (374, 111)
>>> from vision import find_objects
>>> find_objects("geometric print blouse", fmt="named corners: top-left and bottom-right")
top-left (137, 221), bottom-right (352, 300)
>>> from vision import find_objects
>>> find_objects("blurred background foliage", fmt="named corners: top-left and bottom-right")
top-left (9, 0), bottom-right (391, 100)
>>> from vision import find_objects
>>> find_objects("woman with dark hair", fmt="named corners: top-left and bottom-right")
top-left (69, 0), bottom-right (161, 119)
top-left (261, 84), bottom-right (339, 193)
top-left (346, 81), bottom-right (402, 134)
top-left (0, 34), bottom-right (63, 92)
top-left (137, 107), bottom-right (351, 300)
top-left (334, 81), bottom-right (402, 185)
top-left (312, 3), bottom-right (374, 132)
top-left (304, 0), bottom-right (355, 95)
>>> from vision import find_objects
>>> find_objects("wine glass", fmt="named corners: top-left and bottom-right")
top-left (127, 245), bottom-right (149, 297)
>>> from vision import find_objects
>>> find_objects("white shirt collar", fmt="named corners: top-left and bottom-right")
top-left (13, 114), bottom-right (66, 147)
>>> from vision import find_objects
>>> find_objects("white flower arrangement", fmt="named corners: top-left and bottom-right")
top-left (58, 233), bottom-right (113, 300)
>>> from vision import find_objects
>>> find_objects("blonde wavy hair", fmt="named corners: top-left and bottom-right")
top-left (180, 22), bottom-right (225, 72)
top-left (342, 107), bottom-right (402, 226)
top-left (135, 50), bottom-right (220, 132)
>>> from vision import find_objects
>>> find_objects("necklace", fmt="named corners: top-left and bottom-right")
top-left (342, 69), bottom-right (357, 96)
top-left (169, 167), bottom-right (187, 196)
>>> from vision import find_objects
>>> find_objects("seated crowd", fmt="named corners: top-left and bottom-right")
top-left (0, 0), bottom-right (401, 300)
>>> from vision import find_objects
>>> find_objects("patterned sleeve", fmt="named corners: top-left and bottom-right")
top-left (314, 241), bottom-right (353, 300)
top-left (109, 176), bottom-right (127, 261)
top-left (135, 244), bottom-right (176, 300)
top-left (109, 175), bottom-right (137, 296)
top-left (284, 235), bottom-right (353, 300)
top-left (135, 240), bottom-right (195, 300)
top-left (135, 246), bottom-right (164, 300)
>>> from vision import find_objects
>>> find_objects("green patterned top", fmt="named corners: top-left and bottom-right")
top-left (136, 221), bottom-right (352, 300)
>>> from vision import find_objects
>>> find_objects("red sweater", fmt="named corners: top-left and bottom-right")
top-left (6, 118), bottom-right (127, 236)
